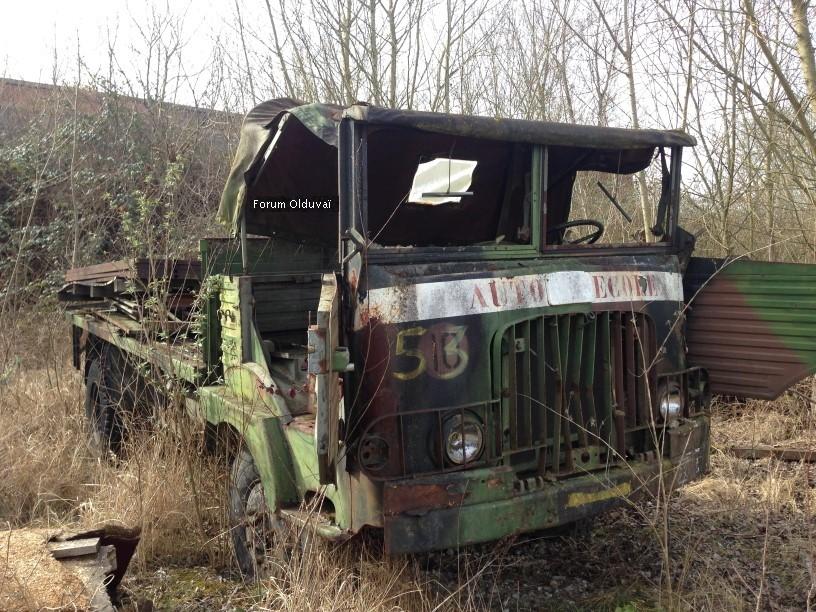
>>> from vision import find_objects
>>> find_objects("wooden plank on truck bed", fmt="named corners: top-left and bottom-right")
top-left (58, 279), bottom-right (130, 302)
top-left (72, 313), bottom-right (207, 384)
top-left (95, 310), bottom-right (145, 337)
top-left (66, 258), bottom-right (200, 284)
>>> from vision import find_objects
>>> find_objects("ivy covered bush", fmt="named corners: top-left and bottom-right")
top-left (0, 85), bottom-right (236, 308)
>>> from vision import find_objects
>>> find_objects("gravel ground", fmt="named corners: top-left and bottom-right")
top-left (415, 444), bottom-right (815, 611)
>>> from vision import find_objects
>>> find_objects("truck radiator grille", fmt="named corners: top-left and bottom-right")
top-left (498, 311), bottom-right (657, 476)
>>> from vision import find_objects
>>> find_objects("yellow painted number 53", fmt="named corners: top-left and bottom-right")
top-left (393, 324), bottom-right (469, 381)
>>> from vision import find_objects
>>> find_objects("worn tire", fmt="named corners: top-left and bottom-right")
top-left (84, 357), bottom-right (124, 455)
top-left (229, 447), bottom-right (278, 580)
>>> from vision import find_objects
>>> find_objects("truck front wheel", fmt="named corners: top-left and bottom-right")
top-left (84, 357), bottom-right (123, 454)
top-left (229, 447), bottom-right (288, 580)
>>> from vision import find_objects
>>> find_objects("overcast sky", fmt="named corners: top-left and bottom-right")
top-left (0, 0), bottom-right (721, 131)
top-left (1, 1), bottom-right (218, 99)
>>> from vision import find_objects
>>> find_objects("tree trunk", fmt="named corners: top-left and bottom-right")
top-left (622, 0), bottom-right (652, 240)
top-left (792, 0), bottom-right (816, 117)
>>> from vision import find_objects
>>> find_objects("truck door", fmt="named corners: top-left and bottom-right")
top-left (308, 273), bottom-right (343, 484)
top-left (684, 257), bottom-right (816, 399)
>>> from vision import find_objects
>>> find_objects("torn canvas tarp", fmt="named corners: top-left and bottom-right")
top-left (217, 99), bottom-right (696, 245)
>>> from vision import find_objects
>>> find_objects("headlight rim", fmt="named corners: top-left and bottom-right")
top-left (658, 382), bottom-right (683, 420)
top-left (442, 410), bottom-right (485, 466)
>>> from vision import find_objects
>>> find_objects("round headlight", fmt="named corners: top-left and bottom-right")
top-left (659, 385), bottom-right (683, 419)
top-left (443, 413), bottom-right (484, 465)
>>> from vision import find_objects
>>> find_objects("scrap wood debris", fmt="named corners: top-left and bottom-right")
top-left (0, 524), bottom-right (140, 611)
top-left (726, 444), bottom-right (816, 462)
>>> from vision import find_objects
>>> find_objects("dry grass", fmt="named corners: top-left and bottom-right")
top-left (2, 310), bottom-right (816, 610)
top-left (0, 313), bottom-right (226, 569)
top-left (0, 311), bottom-right (448, 610)
top-left (668, 397), bottom-right (816, 611)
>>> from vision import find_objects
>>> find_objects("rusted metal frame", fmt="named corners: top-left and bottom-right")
top-left (94, 310), bottom-right (144, 337)
top-left (202, 284), bottom-right (221, 378)
top-left (621, 423), bottom-right (659, 433)
top-left (612, 312), bottom-right (627, 454)
top-left (641, 316), bottom-right (658, 422)
top-left (633, 315), bottom-right (650, 426)
top-left (491, 401), bottom-right (502, 463)
top-left (534, 316), bottom-right (549, 474)
top-left (338, 117), bottom-right (356, 264)
top-left (459, 404), bottom-right (476, 468)
top-left (537, 243), bottom-right (676, 258)
top-left (557, 315), bottom-right (575, 472)
top-left (547, 317), bottom-right (562, 474)
top-left (238, 277), bottom-right (254, 363)
top-left (521, 319), bottom-right (533, 448)
top-left (580, 315), bottom-right (598, 446)
top-left (65, 259), bottom-right (201, 283)
top-left (358, 124), bottom-right (369, 236)
top-left (536, 145), bottom-right (548, 252)
top-left (240, 213), bottom-right (249, 274)
top-left (568, 316), bottom-right (588, 448)
top-left (624, 314), bottom-right (638, 428)
top-left (508, 326), bottom-right (519, 449)
top-left (382, 457), bottom-right (684, 554)
top-left (597, 312), bottom-right (616, 454)
top-left (435, 410), bottom-right (446, 472)
top-left (363, 245), bottom-right (542, 265)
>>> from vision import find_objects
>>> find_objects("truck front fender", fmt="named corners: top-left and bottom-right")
top-left (190, 386), bottom-right (299, 509)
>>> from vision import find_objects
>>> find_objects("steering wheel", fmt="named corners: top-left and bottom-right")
top-left (547, 219), bottom-right (604, 245)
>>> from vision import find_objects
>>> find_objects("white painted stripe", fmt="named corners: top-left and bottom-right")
top-left (355, 270), bottom-right (683, 328)
top-left (547, 270), bottom-right (684, 305)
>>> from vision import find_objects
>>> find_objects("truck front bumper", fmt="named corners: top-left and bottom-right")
top-left (383, 416), bottom-right (709, 554)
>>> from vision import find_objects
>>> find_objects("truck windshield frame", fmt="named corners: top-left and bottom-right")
top-left (339, 120), bottom-right (685, 264)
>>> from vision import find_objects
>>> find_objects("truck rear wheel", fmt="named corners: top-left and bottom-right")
top-left (84, 357), bottom-right (124, 454)
top-left (229, 447), bottom-right (288, 580)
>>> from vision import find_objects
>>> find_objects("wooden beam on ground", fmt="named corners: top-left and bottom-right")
top-left (47, 537), bottom-right (100, 559)
top-left (727, 445), bottom-right (816, 462)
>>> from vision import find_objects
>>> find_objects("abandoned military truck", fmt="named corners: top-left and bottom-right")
top-left (61, 99), bottom-right (816, 577)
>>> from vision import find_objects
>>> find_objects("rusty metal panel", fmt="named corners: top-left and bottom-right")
top-left (685, 257), bottom-right (816, 399)
top-left (382, 481), bottom-right (467, 516)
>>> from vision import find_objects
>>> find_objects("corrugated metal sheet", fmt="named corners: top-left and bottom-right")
top-left (685, 257), bottom-right (816, 399)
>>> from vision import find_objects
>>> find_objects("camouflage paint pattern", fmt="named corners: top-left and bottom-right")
top-left (686, 257), bottom-right (816, 399)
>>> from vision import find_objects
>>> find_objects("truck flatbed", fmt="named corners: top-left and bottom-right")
top-left (62, 257), bottom-right (207, 385)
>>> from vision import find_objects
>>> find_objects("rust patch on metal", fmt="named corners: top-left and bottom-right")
top-left (357, 303), bottom-right (386, 329)
top-left (383, 482), bottom-right (466, 516)
top-left (286, 415), bottom-right (316, 435)
top-left (485, 478), bottom-right (503, 489)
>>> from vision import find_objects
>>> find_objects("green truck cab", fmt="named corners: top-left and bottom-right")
top-left (63, 100), bottom-right (816, 577)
